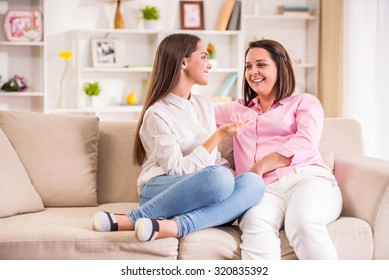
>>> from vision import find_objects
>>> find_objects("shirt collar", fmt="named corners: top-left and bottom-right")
top-left (247, 94), bottom-right (295, 110)
top-left (247, 97), bottom-right (259, 108)
top-left (163, 93), bottom-right (193, 109)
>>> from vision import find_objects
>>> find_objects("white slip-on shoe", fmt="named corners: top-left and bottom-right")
top-left (135, 218), bottom-right (160, 242)
top-left (92, 211), bottom-right (119, 232)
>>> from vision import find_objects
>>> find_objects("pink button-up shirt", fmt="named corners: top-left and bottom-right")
top-left (215, 93), bottom-right (327, 184)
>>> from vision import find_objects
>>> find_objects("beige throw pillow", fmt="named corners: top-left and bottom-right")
top-left (0, 111), bottom-right (99, 207)
top-left (0, 128), bottom-right (44, 218)
top-left (321, 150), bottom-right (335, 171)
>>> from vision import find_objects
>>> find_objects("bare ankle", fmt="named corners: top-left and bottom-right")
top-left (116, 215), bottom-right (134, 231)
top-left (157, 219), bottom-right (178, 238)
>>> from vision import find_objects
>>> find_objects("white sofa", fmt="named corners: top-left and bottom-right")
top-left (0, 110), bottom-right (388, 259)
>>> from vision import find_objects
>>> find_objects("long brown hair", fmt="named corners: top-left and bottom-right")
top-left (242, 39), bottom-right (296, 106)
top-left (133, 33), bottom-right (201, 166)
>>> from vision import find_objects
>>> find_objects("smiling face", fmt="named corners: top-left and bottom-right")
top-left (245, 47), bottom-right (278, 101)
top-left (183, 40), bottom-right (211, 86)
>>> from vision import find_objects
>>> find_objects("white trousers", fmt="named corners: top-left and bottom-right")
top-left (239, 166), bottom-right (343, 260)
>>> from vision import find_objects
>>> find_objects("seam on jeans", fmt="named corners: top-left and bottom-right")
top-left (314, 175), bottom-right (338, 187)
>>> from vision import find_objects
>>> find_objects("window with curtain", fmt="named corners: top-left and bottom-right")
top-left (343, 0), bottom-right (389, 160)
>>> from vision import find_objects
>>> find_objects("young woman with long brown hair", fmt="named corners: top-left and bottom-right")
top-left (92, 33), bottom-right (265, 242)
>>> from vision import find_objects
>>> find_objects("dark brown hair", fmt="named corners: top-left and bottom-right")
top-left (133, 33), bottom-right (201, 166)
top-left (242, 39), bottom-right (296, 106)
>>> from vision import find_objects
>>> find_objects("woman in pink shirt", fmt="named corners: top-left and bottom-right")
top-left (215, 39), bottom-right (343, 259)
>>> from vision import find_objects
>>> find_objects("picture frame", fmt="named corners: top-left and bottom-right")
top-left (91, 38), bottom-right (118, 67)
top-left (3, 10), bottom-right (43, 42)
top-left (179, 1), bottom-right (204, 30)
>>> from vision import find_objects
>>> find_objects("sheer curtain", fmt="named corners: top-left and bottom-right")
top-left (343, 0), bottom-right (389, 160)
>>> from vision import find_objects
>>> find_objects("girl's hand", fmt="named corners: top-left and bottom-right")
top-left (218, 114), bottom-right (253, 138)
top-left (203, 114), bottom-right (253, 154)
top-left (249, 162), bottom-right (264, 177)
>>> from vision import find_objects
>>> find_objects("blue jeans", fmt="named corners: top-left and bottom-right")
top-left (127, 165), bottom-right (265, 238)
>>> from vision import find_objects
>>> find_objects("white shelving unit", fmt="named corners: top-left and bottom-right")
top-left (47, 0), bottom-right (245, 121)
top-left (3, 0), bottom-right (320, 121)
top-left (52, 29), bottom-right (159, 120)
top-left (0, 0), bottom-right (46, 112)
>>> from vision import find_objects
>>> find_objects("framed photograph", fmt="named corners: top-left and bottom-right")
top-left (3, 10), bottom-right (43, 42)
top-left (91, 38), bottom-right (118, 67)
top-left (179, 1), bottom-right (204, 30)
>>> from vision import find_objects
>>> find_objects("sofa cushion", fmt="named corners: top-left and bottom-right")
top-left (97, 121), bottom-right (141, 204)
top-left (0, 111), bottom-right (99, 207)
top-left (0, 128), bottom-right (44, 218)
top-left (178, 216), bottom-right (372, 260)
top-left (0, 203), bottom-right (178, 260)
top-left (178, 226), bottom-right (242, 260)
top-left (279, 216), bottom-right (373, 260)
top-left (321, 150), bottom-right (334, 170)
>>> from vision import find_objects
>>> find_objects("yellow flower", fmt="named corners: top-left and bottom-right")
top-left (59, 51), bottom-right (72, 60)
top-left (57, 50), bottom-right (72, 107)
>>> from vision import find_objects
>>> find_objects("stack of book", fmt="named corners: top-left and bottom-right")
top-left (278, 4), bottom-right (310, 17)
top-left (215, 0), bottom-right (241, 31)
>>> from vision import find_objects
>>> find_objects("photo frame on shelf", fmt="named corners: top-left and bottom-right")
top-left (91, 38), bottom-right (118, 67)
top-left (3, 10), bottom-right (43, 42)
top-left (179, 1), bottom-right (204, 30)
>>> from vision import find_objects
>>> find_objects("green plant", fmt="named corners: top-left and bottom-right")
top-left (140, 5), bottom-right (160, 20)
top-left (83, 82), bottom-right (101, 97)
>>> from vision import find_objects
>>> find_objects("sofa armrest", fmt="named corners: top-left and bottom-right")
top-left (334, 155), bottom-right (389, 259)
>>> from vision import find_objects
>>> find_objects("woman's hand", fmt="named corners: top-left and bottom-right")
top-left (217, 114), bottom-right (253, 138)
top-left (203, 114), bottom-right (253, 154)
top-left (249, 162), bottom-right (265, 177)
top-left (249, 152), bottom-right (292, 177)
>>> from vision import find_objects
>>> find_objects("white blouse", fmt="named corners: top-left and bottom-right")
top-left (137, 93), bottom-right (228, 193)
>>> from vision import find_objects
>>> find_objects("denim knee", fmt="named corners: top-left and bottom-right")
top-left (236, 172), bottom-right (265, 205)
top-left (199, 165), bottom-right (235, 202)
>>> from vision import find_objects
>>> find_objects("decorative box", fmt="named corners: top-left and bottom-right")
top-left (3, 10), bottom-right (43, 42)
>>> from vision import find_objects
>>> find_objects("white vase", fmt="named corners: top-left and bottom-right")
top-left (85, 96), bottom-right (99, 107)
top-left (143, 20), bottom-right (159, 30)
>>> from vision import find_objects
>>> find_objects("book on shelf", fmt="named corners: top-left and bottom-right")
top-left (215, 0), bottom-right (236, 30)
top-left (227, 0), bottom-right (241, 30)
top-left (281, 10), bottom-right (311, 17)
top-left (278, 4), bottom-right (310, 16)
top-left (279, 4), bottom-right (309, 11)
